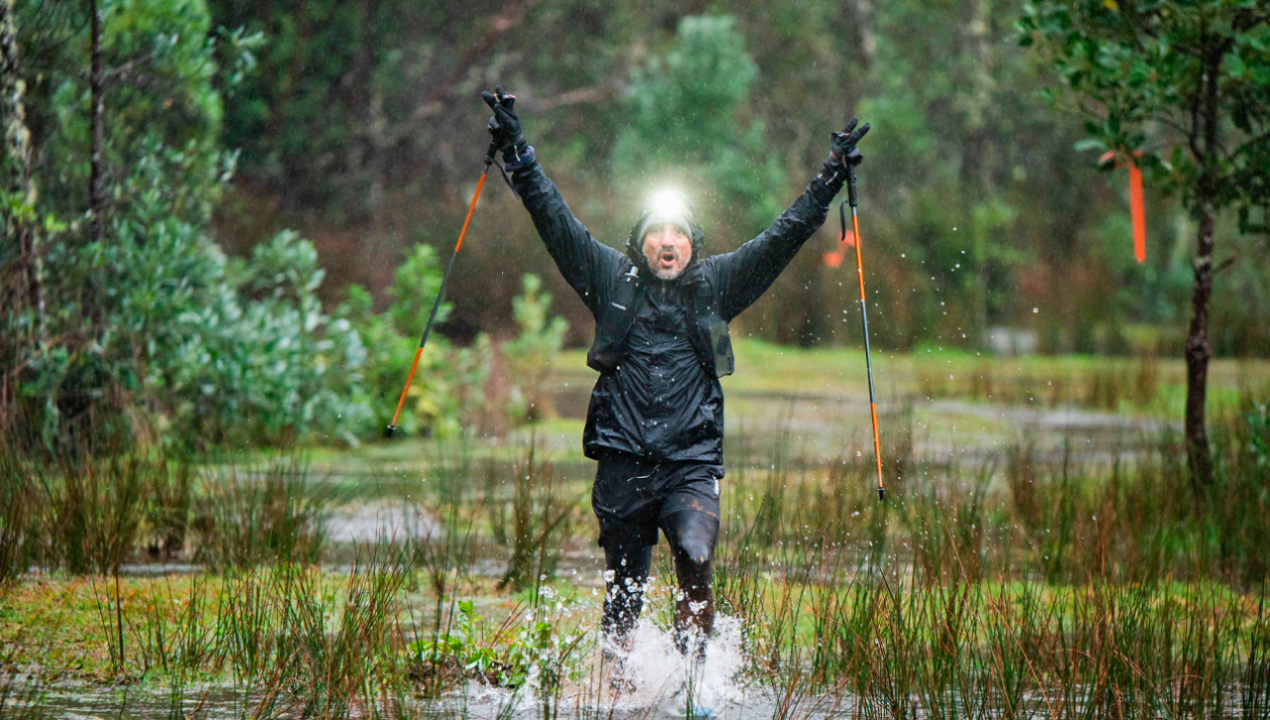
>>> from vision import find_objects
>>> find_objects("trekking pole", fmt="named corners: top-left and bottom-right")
top-left (843, 150), bottom-right (885, 500)
top-left (384, 140), bottom-right (499, 439)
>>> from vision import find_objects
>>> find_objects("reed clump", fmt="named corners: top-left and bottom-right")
top-left (705, 395), bottom-right (1270, 717)
top-left (0, 440), bottom-right (35, 582)
top-left (192, 451), bottom-right (329, 571)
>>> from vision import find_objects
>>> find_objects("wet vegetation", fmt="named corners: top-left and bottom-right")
top-left (2, 375), bottom-right (1269, 717)
top-left (3, 0), bottom-right (1269, 717)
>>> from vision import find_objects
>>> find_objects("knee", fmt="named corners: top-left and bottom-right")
top-left (674, 532), bottom-right (715, 593)
top-left (666, 511), bottom-right (719, 566)
top-left (677, 537), bottom-right (714, 567)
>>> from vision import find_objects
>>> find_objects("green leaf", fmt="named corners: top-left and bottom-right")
top-left (1226, 52), bottom-right (1247, 79)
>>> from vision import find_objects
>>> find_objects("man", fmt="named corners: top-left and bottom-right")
top-left (482, 85), bottom-right (868, 672)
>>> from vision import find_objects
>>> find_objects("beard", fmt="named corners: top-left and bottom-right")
top-left (653, 265), bottom-right (685, 280)
top-left (649, 247), bottom-right (686, 280)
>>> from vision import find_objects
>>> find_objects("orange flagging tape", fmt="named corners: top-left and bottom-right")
top-left (822, 230), bottom-right (855, 268)
top-left (1100, 150), bottom-right (1146, 264)
top-left (1129, 163), bottom-right (1145, 264)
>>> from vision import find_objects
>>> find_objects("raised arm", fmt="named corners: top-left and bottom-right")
top-left (484, 86), bottom-right (624, 315)
top-left (509, 155), bottom-right (624, 314)
top-left (710, 117), bottom-right (870, 322)
top-left (710, 177), bottom-right (838, 322)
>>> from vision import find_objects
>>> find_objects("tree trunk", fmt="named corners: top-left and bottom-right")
top-left (90, 0), bottom-right (104, 246)
top-left (88, 0), bottom-right (105, 338)
top-left (1183, 46), bottom-right (1223, 495)
top-left (1, 0), bottom-right (23, 427)
top-left (1, 0), bottom-right (46, 400)
top-left (846, 0), bottom-right (876, 69)
top-left (1, 0), bottom-right (34, 292)
top-left (1184, 208), bottom-right (1214, 495)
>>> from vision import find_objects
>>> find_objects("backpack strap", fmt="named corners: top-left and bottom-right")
top-left (689, 267), bottom-right (734, 377)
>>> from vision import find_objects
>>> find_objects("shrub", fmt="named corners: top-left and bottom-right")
top-left (338, 243), bottom-right (491, 439)
top-left (502, 274), bottom-right (568, 426)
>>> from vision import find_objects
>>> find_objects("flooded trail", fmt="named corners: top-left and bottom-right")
top-left (11, 617), bottom-right (857, 720)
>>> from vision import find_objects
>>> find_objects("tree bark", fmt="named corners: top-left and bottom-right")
top-left (1, 0), bottom-right (45, 342)
top-left (88, 0), bottom-right (105, 338)
top-left (1183, 44), bottom-right (1223, 495)
top-left (1184, 208), bottom-right (1214, 495)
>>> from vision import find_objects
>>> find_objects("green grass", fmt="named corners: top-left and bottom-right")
top-left (2, 355), bottom-right (1269, 717)
top-left (562, 339), bottom-right (1270, 416)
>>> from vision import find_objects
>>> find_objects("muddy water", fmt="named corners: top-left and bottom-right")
top-left (16, 690), bottom-right (849, 719)
top-left (8, 683), bottom-right (241, 719)
top-left (324, 500), bottom-right (443, 543)
top-left (12, 618), bottom-right (853, 719)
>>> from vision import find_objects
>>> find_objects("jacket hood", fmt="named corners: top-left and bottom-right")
top-left (624, 209), bottom-right (706, 277)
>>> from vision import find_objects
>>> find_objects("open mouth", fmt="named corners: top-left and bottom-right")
top-left (659, 251), bottom-right (677, 265)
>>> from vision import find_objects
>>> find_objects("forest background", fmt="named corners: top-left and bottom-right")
top-left (3, 0), bottom-right (1268, 448)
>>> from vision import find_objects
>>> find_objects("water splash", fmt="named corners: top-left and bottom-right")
top-left (600, 615), bottom-right (749, 713)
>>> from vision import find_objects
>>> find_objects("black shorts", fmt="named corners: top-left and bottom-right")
top-left (591, 452), bottom-right (722, 547)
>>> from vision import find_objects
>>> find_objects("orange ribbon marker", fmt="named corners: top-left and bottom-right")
top-left (1100, 150), bottom-right (1146, 264)
top-left (822, 228), bottom-right (855, 268)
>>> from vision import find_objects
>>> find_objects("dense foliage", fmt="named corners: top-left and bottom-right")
top-left (0, 0), bottom-right (566, 447)
top-left (3, 0), bottom-right (1268, 448)
top-left (205, 0), bottom-right (1269, 356)
top-left (0, 0), bottom-right (368, 446)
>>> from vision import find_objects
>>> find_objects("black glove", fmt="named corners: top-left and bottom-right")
top-left (819, 116), bottom-right (870, 183)
top-left (482, 84), bottom-right (528, 163)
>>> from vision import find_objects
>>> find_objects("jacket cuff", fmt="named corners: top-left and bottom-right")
top-left (503, 144), bottom-right (536, 173)
top-left (808, 173), bottom-right (842, 207)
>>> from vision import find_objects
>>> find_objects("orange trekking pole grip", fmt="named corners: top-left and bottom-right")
top-left (385, 142), bottom-right (498, 439)
top-left (844, 151), bottom-right (885, 500)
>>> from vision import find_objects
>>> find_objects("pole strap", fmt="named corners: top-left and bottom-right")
top-left (494, 160), bottom-right (519, 199)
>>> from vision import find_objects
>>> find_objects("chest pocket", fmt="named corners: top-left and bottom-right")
top-left (693, 274), bottom-right (734, 378)
top-left (587, 265), bottom-right (642, 372)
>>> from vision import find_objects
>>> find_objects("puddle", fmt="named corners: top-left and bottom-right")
top-left (325, 500), bottom-right (443, 543)
top-left (2, 681), bottom-right (244, 720)
top-left (6, 616), bottom-right (856, 719)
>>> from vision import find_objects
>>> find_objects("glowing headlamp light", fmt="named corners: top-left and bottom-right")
top-left (649, 189), bottom-right (689, 218)
top-left (636, 188), bottom-right (693, 241)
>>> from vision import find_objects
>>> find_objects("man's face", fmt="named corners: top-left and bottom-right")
top-left (642, 223), bottom-right (693, 280)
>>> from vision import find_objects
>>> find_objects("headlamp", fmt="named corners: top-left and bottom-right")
top-left (649, 189), bottom-right (689, 219)
top-left (636, 188), bottom-right (694, 242)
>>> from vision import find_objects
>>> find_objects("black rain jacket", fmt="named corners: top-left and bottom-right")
top-left (509, 153), bottom-right (842, 462)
